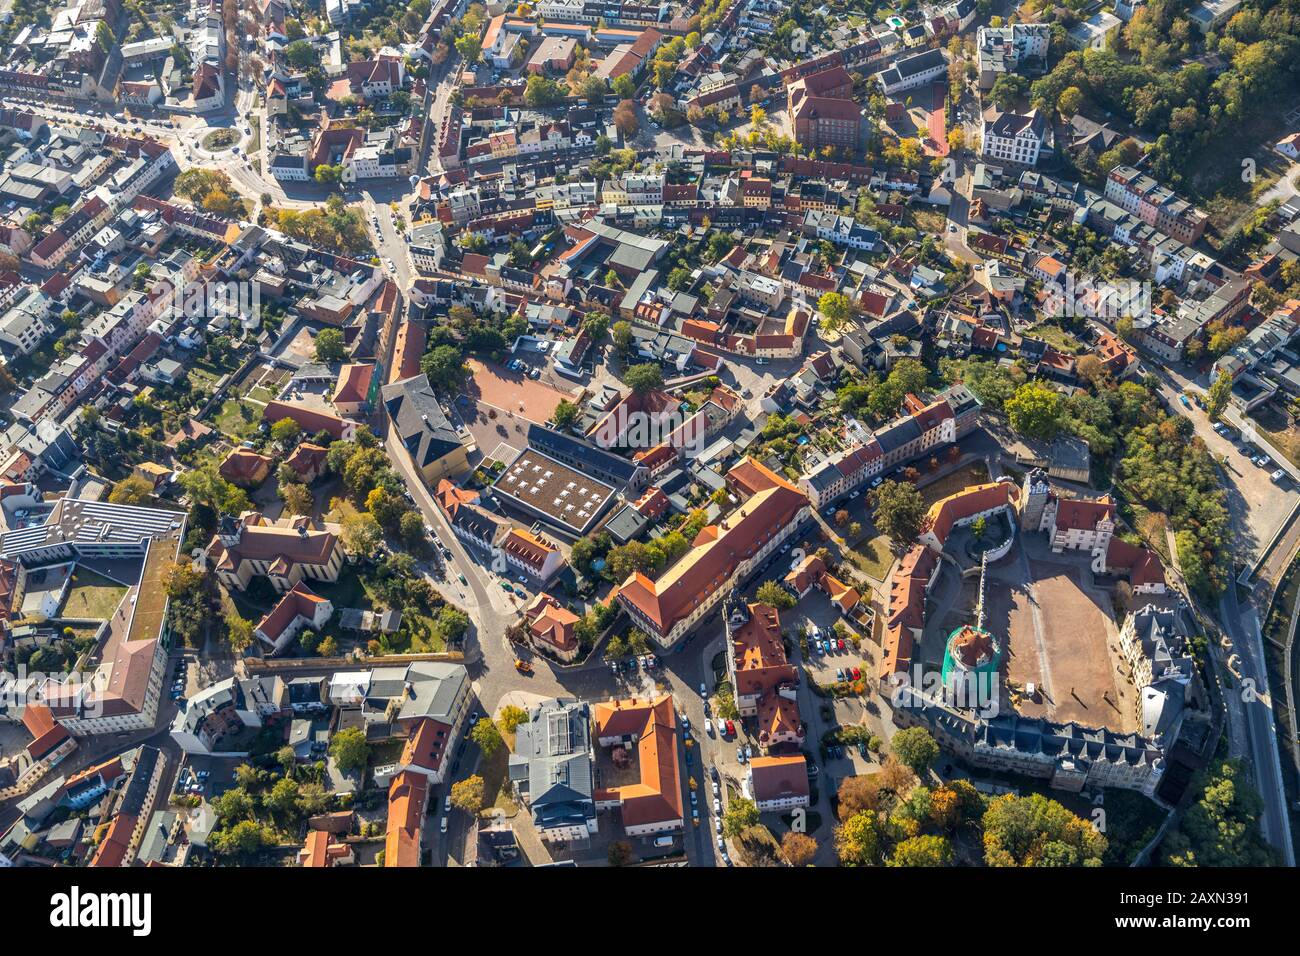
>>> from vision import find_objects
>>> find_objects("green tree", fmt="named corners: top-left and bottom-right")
top-left (1005, 381), bottom-right (1063, 440)
top-left (612, 73), bottom-right (636, 99)
top-left (1056, 85), bottom-right (1084, 118)
top-left (612, 320), bottom-right (635, 356)
top-left (755, 579), bottom-right (796, 610)
top-left (271, 417), bottom-right (303, 446)
top-left (981, 792), bottom-right (1106, 867)
top-left (108, 475), bottom-right (154, 506)
top-left (624, 363), bottom-right (663, 393)
top-left (420, 344), bottom-right (468, 392)
top-left (835, 811), bottom-right (879, 866)
top-left (869, 479), bottom-right (927, 549)
top-left (552, 399), bottom-right (580, 429)
top-left (329, 726), bottom-right (369, 774)
top-left (314, 327), bottom-right (347, 363)
top-left (281, 482), bottom-right (314, 517)
top-left (889, 834), bottom-right (953, 866)
top-left (329, 499), bottom-right (384, 555)
top-left (668, 267), bottom-right (692, 291)
top-left (817, 291), bottom-right (855, 331)
top-left (723, 797), bottom-right (760, 837)
top-left (211, 819), bottom-right (268, 858)
top-left (1206, 371), bottom-right (1232, 423)
top-left (284, 39), bottom-right (319, 70)
top-left (891, 727), bottom-right (940, 776)
top-left (267, 776), bottom-right (301, 816)
top-left (584, 311), bottom-right (610, 343)
top-left (470, 718), bottom-right (504, 757)
top-left (450, 774), bottom-right (486, 812)
top-left (1161, 758), bottom-right (1276, 866)
top-left (455, 34), bottom-right (482, 63)
top-left (524, 74), bottom-right (567, 107)
top-left (500, 705), bottom-right (529, 734)
top-left (181, 462), bottom-right (251, 514)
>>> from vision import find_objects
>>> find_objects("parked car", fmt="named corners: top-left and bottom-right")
top-left (744, 744), bottom-right (753, 760)
top-left (736, 746), bottom-right (746, 763)
top-left (440, 816), bottom-right (449, 833)
top-left (704, 719), bottom-right (714, 737)
top-left (699, 681), bottom-right (707, 696)
top-left (725, 719), bottom-right (735, 737)
top-left (1273, 469), bottom-right (1288, 484)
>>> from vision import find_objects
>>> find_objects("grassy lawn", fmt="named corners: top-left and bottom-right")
top-left (399, 614), bottom-right (447, 653)
top-left (310, 567), bottom-right (369, 610)
top-left (245, 385), bottom-right (276, 405)
top-left (910, 208), bottom-right (947, 235)
top-left (1026, 321), bottom-right (1083, 354)
top-left (59, 570), bottom-right (128, 620)
top-left (212, 398), bottom-right (262, 439)
top-left (202, 128), bottom-right (238, 151)
top-left (847, 533), bottom-right (895, 582)
top-left (479, 737), bottom-right (518, 815)
top-left (189, 366), bottom-right (221, 390)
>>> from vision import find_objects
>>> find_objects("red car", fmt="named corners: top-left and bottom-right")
top-left (725, 719), bottom-right (735, 737)
top-left (851, 666), bottom-right (861, 681)
top-left (837, 639), bottom-right (846, 652)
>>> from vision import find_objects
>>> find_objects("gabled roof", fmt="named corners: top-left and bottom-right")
top-left (592, 695), bottom-right (682, 828)
top-left (381, 374), bottom-right (464, 470)
top-left (383, 770), bottom-right (428, 867)
top-left (748, 754), bottom-right (809, 803)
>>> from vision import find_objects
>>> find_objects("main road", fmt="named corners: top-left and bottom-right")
top-left (1218, 583), bottom-right (1296, 865)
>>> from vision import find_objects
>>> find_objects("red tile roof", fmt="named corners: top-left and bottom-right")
top-left (748, 754), bottom-right (809, 804)
top-left (384, 770), bottom-right (429, 867)
top-left (616, 460), bottom-right (808, 638)
top-left (592, 695), bottom-right (682, 828)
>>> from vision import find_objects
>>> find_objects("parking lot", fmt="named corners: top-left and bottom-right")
top-left (1196, 402), bottom-right (1300, 565)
